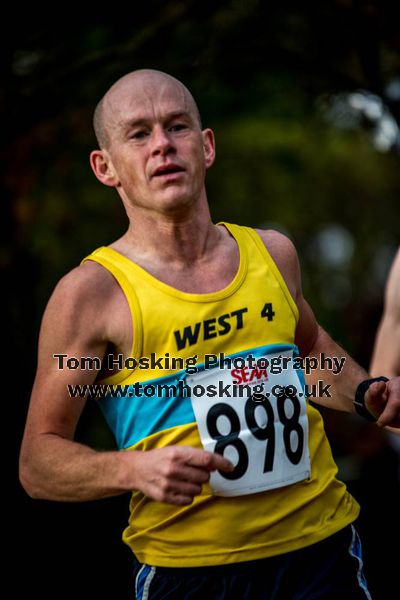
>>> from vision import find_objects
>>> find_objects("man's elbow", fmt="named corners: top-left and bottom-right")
top-left (19, 449), bottom-right (49, 500)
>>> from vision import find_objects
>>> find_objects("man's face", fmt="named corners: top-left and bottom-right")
top-left (100, 75), bottom-right (214, 214)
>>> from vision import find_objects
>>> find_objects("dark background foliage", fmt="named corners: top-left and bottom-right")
top-left (5, 2), bottom-right (399, 598)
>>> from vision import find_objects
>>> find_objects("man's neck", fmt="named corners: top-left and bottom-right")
top-left (112, 197), bottom-right (220, 268)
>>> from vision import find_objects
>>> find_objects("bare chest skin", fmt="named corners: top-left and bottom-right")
top-left (126, 236), bottom-right (239, 293)
top-left (98, 227), bottom-right (239, 379)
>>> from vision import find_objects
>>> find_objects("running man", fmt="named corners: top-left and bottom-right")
top-left (20, 69), bottom-right (400, 599)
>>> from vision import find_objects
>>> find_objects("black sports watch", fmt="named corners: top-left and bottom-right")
top-left (353, 376), bottom-right (389, 422)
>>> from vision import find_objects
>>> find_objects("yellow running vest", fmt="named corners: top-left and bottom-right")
top-left (82, 222), bottom-right (359, 567)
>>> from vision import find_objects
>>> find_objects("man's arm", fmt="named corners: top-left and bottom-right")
top-left (370, 248), bottom-right (400, 378)
top-left (19, 262), bottom-right (232, 505)
top-left (259, 229), bottom-right (400, 428)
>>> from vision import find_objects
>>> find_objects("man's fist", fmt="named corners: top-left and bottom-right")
top-left (127, 446), bottom-right (234, 505)
top-left (365, 377), bottom-right (400, 428)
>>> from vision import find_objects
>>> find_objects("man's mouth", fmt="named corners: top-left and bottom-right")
top-left (152, 164), bottom-right (185, 177)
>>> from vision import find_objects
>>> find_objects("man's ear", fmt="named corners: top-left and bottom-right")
top-left (90, 150), bottom-right (119, 187)
top-left (202, 128), bottom-right (216, 169)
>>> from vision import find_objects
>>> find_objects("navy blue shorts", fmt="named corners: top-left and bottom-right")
top-left (134, 525), bottom-right (372, 599)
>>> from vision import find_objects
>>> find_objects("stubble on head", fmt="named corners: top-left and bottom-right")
top-left (93, 69), bottom-right (202, 151)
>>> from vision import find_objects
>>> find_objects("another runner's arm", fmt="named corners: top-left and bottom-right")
top-left (259, 230), bottom-right (400, 428)
top-left (19, 263), bottom-right (232, 504)
top-left (370, 248), bottom-right (400, 379)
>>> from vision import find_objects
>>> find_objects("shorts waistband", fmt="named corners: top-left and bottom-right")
top-left (144, 525), bottom-right (352, 577)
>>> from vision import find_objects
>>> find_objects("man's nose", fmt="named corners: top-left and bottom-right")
top-left (151, 127), bottom-right (174, 155)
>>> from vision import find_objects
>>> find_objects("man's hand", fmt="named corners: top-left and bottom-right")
top-left (129, 446), bottom-right (234, 506)
top-left (365, 377), bottom-right (400, 428)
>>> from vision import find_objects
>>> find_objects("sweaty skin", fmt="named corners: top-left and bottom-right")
top-left (19, 70), bottom-right (400, 503)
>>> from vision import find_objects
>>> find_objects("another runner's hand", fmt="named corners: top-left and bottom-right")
top-left (365, 377), bottom-right (400, 428)
top-left (128, 446), bottom-right (234, 505)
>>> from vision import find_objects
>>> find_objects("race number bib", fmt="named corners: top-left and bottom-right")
top-left (187, 348), bottom-right (310, 496)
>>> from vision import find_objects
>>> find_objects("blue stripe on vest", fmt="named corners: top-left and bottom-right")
top-left (99, 343), bottom-right (301, 449)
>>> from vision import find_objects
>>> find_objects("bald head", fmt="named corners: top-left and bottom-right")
top-left (93, 69), bottom-right (202, 149)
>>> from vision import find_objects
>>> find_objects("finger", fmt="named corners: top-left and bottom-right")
top-left (186, 449), bottom-right (234, 472)
top-left (164, 481), bottom-right (201, 504)
top-left (206, 451), bottom-right (235, 473)
top-left (166, 493), bottom-right (194, 506)
top-left (176, 465), bottom-right (211, 484)
top-left (377, 402), bottom-right (400, 428)
top-left (199, 452), bottom-right (235, 472)
top-left (365, 381), bottom-right (388, 418)
top-left (370, 379), bottom-right (400, 427)
top-left (385, 425), bottom-right (400, 434)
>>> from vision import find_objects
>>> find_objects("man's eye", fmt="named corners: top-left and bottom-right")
top-left (130, 130), bottom-right (149, 140)
top-left (169, 123), bottom-right (187, 132)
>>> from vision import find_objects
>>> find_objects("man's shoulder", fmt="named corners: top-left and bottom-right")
top-left (47, 258), bottom-right (120, 320)
top-left (250, 227), bottom-right (300, 299)
top-left (253, 227), bottom-right (298, 264)
top-left (224, 222), bottom-right (300, 280)
top-left (222, 222), bottom-right (298, 260)
top-left (58, 258), bottom-right (116, 294)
